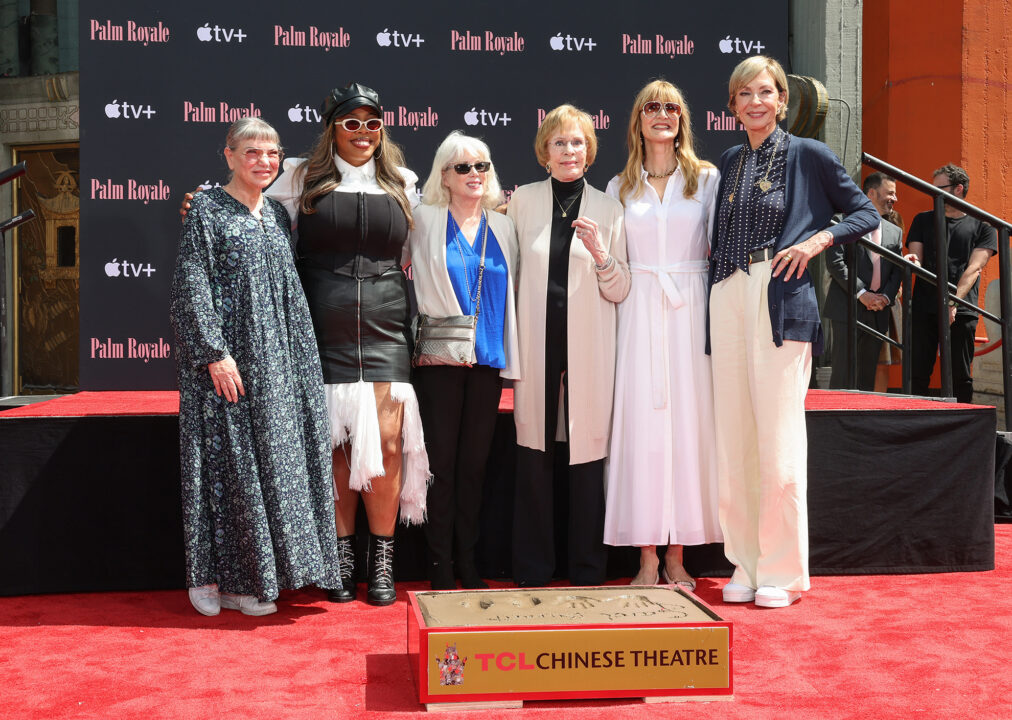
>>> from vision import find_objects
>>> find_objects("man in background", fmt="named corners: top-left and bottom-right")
top-left (825, 215), bottom-right (903, 391)
top-left (906, 164), bottom-right (997, 403)
top-left (864, 171), bottom-right (903, 230)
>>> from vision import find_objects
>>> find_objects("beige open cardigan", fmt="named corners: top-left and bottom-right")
top-left (406, 203), bottom-right (521, 380)
top-left (507, 178), bottom-right (630, 464)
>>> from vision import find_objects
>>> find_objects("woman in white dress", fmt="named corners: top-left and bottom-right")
top-left (603, 80), bottom-right (722, 588)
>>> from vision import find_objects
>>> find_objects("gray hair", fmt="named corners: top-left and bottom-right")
top-left (223, 117), bottom-right (282, 181)
top-left (421, 131), bottom-right (503, 208)
top-left (225, 116), bottom-right (282, 151)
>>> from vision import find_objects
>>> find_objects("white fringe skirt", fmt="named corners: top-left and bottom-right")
top-left (324, 380), bottom-right (431, 526)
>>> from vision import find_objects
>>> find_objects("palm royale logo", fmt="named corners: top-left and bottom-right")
top-left (621, 32), bottom-right (694, 56)
top-left (182, 100), bottom-right (263, 123)
top-left (274, 24), bottom-right (350, 50)
top-left (537, 108), bottom-right (610, 129)
top-left (90, 337), bottom-right (171, 363)
top-left (90, 178), bottom-right (170, 204)
top-left (706, 110), bottom-right (744, 131)
top-left (450, 29), bottom-right (525, 55)
top-left (89, 19), bottom-right (170, 45)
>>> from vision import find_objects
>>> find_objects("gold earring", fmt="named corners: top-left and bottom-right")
top-left (545, 163), bottom-right (551, 174)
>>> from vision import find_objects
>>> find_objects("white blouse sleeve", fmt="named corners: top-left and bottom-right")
top-left (399, 166), bottom-right (420, 208)
top-left (605, 175), bottom-right (622, 201)
top-left (265, 157), bottom-right (306, 229)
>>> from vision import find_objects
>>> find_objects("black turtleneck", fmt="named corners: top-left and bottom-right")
top-left (543, 176), bottom-right (584, 445)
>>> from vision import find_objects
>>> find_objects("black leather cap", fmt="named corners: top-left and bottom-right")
top-left (320, 83), bottom-right (382, 126)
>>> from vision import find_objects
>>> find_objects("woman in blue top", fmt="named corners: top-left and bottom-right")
top-left (708, 56), bottom-right (878, 608)
top-left (408, 131), bottom-right (520, 590)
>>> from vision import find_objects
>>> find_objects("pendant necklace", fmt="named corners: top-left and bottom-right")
top-left (552, 190), bottom-right (581, 218)
top-left (756, 129), bottom-right (783, 193)
top-left (728, 128), bottom-right (782, 203)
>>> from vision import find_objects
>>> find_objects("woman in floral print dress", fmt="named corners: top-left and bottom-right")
top-left (169, 117), bottom-right (341, 617)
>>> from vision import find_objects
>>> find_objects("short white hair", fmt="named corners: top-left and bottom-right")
top-left (421, 131), bottom-right (503, 208)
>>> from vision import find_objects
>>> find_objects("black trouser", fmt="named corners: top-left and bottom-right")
top-left (414, 365), bottom-right (502, 570)
top-left (911, 311), bottom-right (978, 403)
top-left (829, 317), bottom-right (884, 391)
top-left (512, 444), bottom-right (607, 587)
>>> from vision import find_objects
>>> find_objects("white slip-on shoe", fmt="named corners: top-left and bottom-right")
top-left (754, 586), bottom-right (801, 608)
top-left (722, 582), bottom-right (756, 603)
top-left (220, 593), bottom-right (278, 616)
top-left (188, 584), bottom-right (220, 616)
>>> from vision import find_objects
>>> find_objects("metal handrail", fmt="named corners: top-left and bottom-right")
top-left (840, 152), bottom-right (1012, 422)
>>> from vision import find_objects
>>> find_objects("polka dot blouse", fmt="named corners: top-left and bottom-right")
top-left (712, 126), bottom-right (790, 284)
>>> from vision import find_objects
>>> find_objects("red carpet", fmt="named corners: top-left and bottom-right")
top-left (1, 526), bottom-right (1009, 720)
top-left (0, 389), bottom-right (987, 418)
top-left (0, 391), bottom-right (179, 417)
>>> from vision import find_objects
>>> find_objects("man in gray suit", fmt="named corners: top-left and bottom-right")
top-left (825, 217), bottom-right (903, 390)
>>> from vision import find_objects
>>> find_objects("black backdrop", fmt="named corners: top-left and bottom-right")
top-left (78, 1), bottom-right (788, 389)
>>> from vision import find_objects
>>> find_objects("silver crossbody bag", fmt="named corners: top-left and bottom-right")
top-left (412, 213), bottom-right (488, 368)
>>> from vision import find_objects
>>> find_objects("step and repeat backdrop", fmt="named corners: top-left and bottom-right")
top-left (79, 1), bottom-right (787, 389)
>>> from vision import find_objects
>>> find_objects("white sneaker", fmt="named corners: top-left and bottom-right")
top-left (722, 582), bottom-right (756, 603)
top-left (220, 593), bottom-right (278, 616)
top-left (754, 586), bottom-right (801, 608)
top-left (188, 584), bottom-right (220, 616)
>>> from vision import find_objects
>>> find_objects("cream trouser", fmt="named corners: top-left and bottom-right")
top-left (709, 261), bottom-right (811, 592)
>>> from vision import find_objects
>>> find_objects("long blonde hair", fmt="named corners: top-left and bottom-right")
top-left (616, 80), bottom-right (713, 205)
top-left (295, 116), bottom-right (413, 226)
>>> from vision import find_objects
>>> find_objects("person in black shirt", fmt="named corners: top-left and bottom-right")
top-left (906, 164), bottom-right (997, 403)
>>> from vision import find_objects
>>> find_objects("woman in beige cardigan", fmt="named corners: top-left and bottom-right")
top-left (409, 131), bottom-right (520, 590)
top-left (508, 105), bottom-right (630, 587)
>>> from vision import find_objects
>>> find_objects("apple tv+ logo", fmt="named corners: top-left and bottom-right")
top-left (105, 100), bottom-right (156, 119)
top-left (287, 104), bottom-right (321, 123)
top-left (105, 259), bottom-right (156, 278)
top-left (549, 33), bottom-right (596, 51)
top-left (375, 28), bottom-right (424, 47)
top-left (464, 108), bottom-right (511, 127)
top-left (718, 35), bottom-right (765, 54)
top-left (196, 23), bottom-right (246, 43)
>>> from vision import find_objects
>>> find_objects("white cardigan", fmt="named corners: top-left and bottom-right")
top-left (507, 179), bottom-right (630, 464)
top-left (407, 203), bottom-right (521, 380)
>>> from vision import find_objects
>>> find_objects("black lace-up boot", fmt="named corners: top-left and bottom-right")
top-left (327, 535), bottom-right (357, 603)
top-left (366, 533), bottom-right (396, 606)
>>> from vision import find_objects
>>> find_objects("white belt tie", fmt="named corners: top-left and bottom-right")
top-left (629, 260), bottom-right (709, 409)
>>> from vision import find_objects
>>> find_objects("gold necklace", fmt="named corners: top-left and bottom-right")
top-left (727, 150), bottom-right (746, 204)
top-left (756, 130), bottom-right (783, 193)
top-left (728, 129), bottom-right (782, 202)
top-left (552, 189), bottom-right (581, 218)
top-left (646, 165), bottom-right (677, 179)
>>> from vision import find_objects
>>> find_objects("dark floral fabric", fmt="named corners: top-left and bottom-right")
top-left (169, 187), bottom-right (341, 601)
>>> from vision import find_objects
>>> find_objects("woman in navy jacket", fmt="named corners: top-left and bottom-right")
top-left (708, 56), bottom-right (879, 608)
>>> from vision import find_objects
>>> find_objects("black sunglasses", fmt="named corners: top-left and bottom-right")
top-left (449, 161), bottom-right (491, 175)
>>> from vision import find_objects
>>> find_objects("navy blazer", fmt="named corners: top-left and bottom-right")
top-left (708, 134), bottom-right (879, 356)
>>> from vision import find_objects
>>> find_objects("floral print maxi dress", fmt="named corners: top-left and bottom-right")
top-left (169, 187), bottom-right (341, 601)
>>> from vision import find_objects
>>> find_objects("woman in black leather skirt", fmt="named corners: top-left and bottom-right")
top-left (268, 82), bottom-right (429, 606)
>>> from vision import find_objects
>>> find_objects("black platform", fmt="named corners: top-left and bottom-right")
top-left (0, 392), bottom-right (997, 595)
